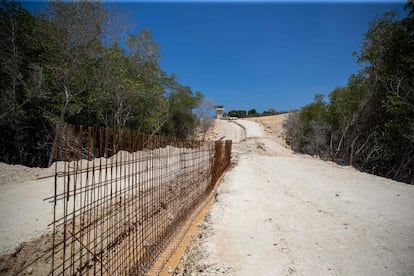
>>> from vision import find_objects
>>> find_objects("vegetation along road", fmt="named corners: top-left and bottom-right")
top-left (182, 117), bottom-right (414, 276)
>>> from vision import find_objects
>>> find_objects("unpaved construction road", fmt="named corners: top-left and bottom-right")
top-left (183, 118), bottom-right (414, 275)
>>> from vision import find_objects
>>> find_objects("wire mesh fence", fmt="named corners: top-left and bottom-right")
top-left (46, 125), bottom-right (232, 275)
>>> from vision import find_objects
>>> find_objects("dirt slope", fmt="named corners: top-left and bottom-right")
top-left (181, 119), bottom-right (414, 275)
top-left (245, 113), bottom-right (289, 147)
top-left (201, 119), bottom-right (246, 142)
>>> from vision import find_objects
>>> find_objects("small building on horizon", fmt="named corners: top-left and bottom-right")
top-left (215, 105), bottom-right (224, 119)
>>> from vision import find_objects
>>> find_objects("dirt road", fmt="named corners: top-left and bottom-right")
top-left (183, 119), bottom-right (414, 275)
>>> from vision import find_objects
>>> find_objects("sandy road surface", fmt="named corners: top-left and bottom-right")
top-left (183, 119), bottom-right (414, 275)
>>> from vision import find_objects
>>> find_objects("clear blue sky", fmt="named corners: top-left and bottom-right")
top-left (22, 1), bottom-right (407, 113)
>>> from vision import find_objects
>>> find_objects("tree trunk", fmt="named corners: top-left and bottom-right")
top-left (48, 86), bottom-right (69, 166)
top-left (349, 135), bottom-right (358, 166)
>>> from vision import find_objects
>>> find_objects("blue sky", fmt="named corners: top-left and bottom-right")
top-left (22, 1), bottom-right (407, 113)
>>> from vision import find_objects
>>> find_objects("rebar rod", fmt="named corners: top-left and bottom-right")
top-left (49, 125), bottom-right (232, 275)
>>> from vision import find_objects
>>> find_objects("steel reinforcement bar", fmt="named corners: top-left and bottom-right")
top-left (47, 125), bottom-right (231, 275)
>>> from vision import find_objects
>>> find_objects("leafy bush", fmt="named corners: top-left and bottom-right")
top-left (285, 4), bottom-right (414, 184)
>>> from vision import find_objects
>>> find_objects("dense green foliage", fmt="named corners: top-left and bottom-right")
top-left (226, 108), bottom-right (281, 118)
top-left (0, 0), bottom-right (204, 167)
top-left (285, 4), bottom-right (414, 184)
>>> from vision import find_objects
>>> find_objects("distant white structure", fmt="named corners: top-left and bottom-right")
top-left (215, 105), bottom-right (224, 119)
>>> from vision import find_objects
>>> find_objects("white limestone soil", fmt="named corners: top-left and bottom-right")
top-left (182, 119), bottom-right (414, 276)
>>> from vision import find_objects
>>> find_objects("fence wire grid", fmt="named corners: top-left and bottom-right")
top-left (47, 125), bottom-right (232, 275)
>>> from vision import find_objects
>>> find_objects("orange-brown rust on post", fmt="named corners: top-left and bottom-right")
top-left (151, 159), bottom-right (231, 276)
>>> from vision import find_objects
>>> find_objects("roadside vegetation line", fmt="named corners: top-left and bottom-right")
top-left (149, 164), bottom-right (233, 276)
